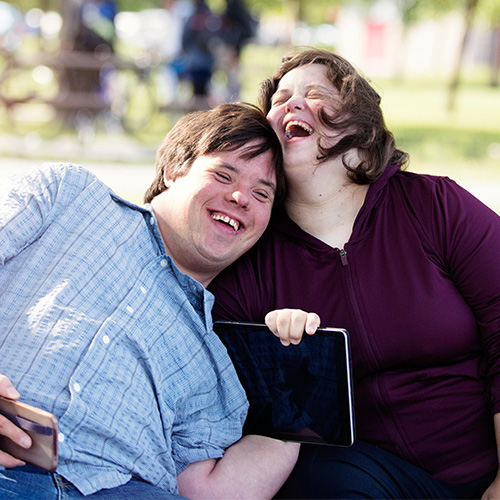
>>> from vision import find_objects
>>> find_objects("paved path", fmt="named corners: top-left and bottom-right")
top-left (0, 132), bottom-right (498, 212)
top-left (0, 157), bottom-right (154, 204)
top-left (0, 133), bottom-right (156, 204)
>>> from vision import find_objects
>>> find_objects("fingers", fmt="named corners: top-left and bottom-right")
top-left (0, 449), bottom-right (26, 468)
top-left (265, 309), bottom-right (321, 346)
top-left (304, 312), bottom-right (321, 335)
top-left (0, 375), bottom-right (20, 400)
top-left (0, 412), bottom-right (32, 450)
top-left (0, 374), bottom-right (33, 464)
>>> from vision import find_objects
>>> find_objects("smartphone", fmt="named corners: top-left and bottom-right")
top-left (0, 396), bottom-right (58, 471)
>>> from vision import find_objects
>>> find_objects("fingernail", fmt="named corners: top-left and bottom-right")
top-left (20, 437), bottom-right (31, 449)
top-left (7, 387), bottom-right (20, 398)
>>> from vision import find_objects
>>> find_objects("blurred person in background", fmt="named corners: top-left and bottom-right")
top-left (180, 0), bottom-right (221, 109)
top-left (60, 0), bottom-right (118, 127)
top-left (155, 0), bottom-right (194, 103)
top-left (210, 48), bottom-right (500, 499)
top-left (220, 0), bottom-right (257, 100)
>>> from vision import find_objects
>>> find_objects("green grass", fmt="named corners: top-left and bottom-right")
top-left (1, 43), bottom-right (499, 211)
top-left (238, 45), bottom-right (500, 212)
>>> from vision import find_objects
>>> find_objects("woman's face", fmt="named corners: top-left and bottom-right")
top-left (266, 63), bottom-right (340, 170)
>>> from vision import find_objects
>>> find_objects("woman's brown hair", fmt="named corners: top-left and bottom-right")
top-left (258, 48), bottom-right (408, 183)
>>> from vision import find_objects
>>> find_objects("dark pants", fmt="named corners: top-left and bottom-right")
top-left (275, 441), bottom-right (496, 499)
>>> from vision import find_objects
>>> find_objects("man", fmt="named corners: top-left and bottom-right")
top-left (0, 103), bottom-right (298, 499)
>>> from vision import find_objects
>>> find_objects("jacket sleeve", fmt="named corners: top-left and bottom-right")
top-left (430, 177), bottom-right (500, 413)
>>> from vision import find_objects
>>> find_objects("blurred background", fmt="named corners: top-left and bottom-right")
top-left (1, 0), bottom-right (499, 210)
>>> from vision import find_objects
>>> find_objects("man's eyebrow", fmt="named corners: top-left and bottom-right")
top-left (219, 163), bottom-right (277, 193)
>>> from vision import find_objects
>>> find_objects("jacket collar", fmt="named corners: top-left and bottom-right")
top-left (270, 164), bottom-right (400, 249)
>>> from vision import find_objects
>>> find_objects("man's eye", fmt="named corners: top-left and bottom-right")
top-left (254, 190), bottom-right (272, 202)
top-left (216, 172), bottom-right (231, 182)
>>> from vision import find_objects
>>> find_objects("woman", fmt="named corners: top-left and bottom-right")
top-left (209, 48), bottom-right (500, 499)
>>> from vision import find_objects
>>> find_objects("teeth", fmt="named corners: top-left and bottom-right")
top-left (212, 214), bottom-right (240, 231)
top-left (285, 120), bottom-right (313, 139)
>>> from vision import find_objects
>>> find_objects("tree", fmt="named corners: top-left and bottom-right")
top-left (477, 0), bottom-right (500, 86)
top-left (448, 0), bottom-right (480, 111)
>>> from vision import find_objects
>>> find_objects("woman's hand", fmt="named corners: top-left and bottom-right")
top-left (482, 472), bottom-right (500, 499)
top-left (265, 309), bottom-right (320, 346)
top-left (0, 374), bottom-right (32, 468)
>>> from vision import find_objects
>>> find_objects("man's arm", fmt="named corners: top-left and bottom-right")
top-left (177, 435), bottom-right (299, 500)
top-left (0, 375), bottom-right (32, 468)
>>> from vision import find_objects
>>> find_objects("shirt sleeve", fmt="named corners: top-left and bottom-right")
top-left (0, 163), bottom-right (95, 265)
top-left (428, 177), bottom-right (500, 413)
top-left (168, 345), bottom-right (248, 475)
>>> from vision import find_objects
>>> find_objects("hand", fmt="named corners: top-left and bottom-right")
top-left (0, 374), bottom-right (32, 468)
top-left (265, 309), bottom-right (320, 346)
top-left (482, 471), bottom-right (500, 499)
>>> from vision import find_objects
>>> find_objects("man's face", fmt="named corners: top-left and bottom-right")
top-left (152, 141), bottom-right (277, 286)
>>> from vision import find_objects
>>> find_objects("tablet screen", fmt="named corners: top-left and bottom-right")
top-left (213, 321), bottom-right (355, 446)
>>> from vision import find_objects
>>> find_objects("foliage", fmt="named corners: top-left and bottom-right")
top-left (477, 0), bottom-right (500, 26)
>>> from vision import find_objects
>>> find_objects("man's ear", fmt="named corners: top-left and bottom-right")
top-left (163, 172), bottom-right (175, 189)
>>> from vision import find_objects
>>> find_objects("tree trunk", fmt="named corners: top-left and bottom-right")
top-left (491, 26), bottom-right (500, 87)
top-left (59, 0), bottom-right (82, 51)
top-left (447, 0), bottom-right (479, 112)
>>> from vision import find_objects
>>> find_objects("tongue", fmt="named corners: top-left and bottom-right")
top-left (288, 124), bottom-right (310, 137)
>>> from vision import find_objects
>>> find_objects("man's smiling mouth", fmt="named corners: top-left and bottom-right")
top-left (284, 120), bottom-right (313, 139)
top-left (211, 212), bottom-right (240, 231)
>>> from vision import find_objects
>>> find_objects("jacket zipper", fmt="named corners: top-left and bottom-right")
top-left (339, 248), bottom-right (349, 266)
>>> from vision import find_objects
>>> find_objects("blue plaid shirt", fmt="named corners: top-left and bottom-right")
top-left (0, 163), bottom-right (248, 495)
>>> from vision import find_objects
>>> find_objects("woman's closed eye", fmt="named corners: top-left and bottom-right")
top-left (271, 93), bottom-right (290, 107)
top-left (307, 91), bottom-right (325, 100)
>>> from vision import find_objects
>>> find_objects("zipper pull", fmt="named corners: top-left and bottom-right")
top-left (339, 248), bottom-right (348, 266)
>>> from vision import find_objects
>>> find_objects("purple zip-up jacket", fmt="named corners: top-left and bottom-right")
top-left (209, 164), bottom-right (500, 483)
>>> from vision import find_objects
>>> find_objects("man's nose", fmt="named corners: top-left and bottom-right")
top-left (229, 189), bottom-right (250, 209)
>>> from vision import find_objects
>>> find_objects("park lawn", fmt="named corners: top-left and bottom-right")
top-left (240, 44), bottom-right (500, 212)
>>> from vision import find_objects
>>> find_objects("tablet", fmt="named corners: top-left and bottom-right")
top-left (213, 321), bottom-right (355, 447)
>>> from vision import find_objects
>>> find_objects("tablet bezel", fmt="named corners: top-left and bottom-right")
top-left (213, 321), bottom-right (355, 447)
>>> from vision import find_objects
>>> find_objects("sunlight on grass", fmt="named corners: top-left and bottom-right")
top-left (239, 45), bottom-right (500, 213)
top-left (1, 44), bottom-right (498, 213)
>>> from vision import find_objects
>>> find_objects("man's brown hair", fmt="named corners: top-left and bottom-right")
top-left (144, 103), bottom-right (284, 203)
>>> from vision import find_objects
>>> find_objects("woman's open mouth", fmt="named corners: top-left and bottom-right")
top-left (284, 120), bottom-right (314, 139)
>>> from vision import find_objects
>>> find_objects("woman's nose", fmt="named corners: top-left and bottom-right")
top-left (285, 95), bottom-right (303, 112)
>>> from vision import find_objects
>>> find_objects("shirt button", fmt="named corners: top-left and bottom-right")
top-left (58, 433), bottom-right (65, 443)
top-left (140, 286), bottom-right (147, 294)
top-left (102, 335), bottom-right (110, 344)
top-left (160, 259), bottom-right (168, 267)
top-left (149, 216), bottom-right (155, 225)
top-left (73, 383), bottom-right (81, 393)
top-left (126, 305), bottom-right (134, 314)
